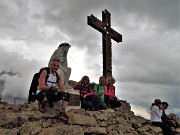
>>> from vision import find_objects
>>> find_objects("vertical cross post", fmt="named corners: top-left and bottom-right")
top-left (87, 9), bottom-right (122, 78)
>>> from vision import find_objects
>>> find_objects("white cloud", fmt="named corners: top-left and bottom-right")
top-left (131, 105), bottom-right (150, 119)
top-left (0, 0), bottom-right (179, 117)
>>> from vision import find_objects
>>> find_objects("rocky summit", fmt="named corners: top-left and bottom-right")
top-left (0, 100), bottom-right (180, 135)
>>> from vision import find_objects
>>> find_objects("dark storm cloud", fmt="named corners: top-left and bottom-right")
top-left (0, 0), bottom-right (179, 117)
top-left (112, 27), bottom-right (179, 113)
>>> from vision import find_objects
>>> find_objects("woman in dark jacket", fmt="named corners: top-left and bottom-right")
top-left (73, 75), bottom-right (99, 111)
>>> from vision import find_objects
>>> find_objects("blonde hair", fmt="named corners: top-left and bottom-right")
top-left (106, 76), bottom-right (116, 84)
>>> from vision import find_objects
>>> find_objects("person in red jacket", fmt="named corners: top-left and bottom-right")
top-left (73, 75), bottom-right (100, 111)
top-left (104, 76), bottom-right (121, 108)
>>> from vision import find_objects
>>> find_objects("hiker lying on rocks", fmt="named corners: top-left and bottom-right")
top-left (150, 99), bottom-right (176, 135)
top-left (104, 76), bottom-right (121, 109)
top-left (36, 59), bottom-right (70, 123)
top-left (93, 76), bottom-right (107, 110)
top-left (72, 75), bottom-right (100, 111)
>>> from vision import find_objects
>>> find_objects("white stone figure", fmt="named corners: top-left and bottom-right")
top-left (48, 43), bottom-right (80, 110)
top-left (48, 43), bottom-right (79, 94)
top-left (48, 43), bottom-right (71, 89)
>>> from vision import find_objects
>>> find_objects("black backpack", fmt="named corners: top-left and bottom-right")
top-left (89, 82), bottom-right (97, 90)
top-left (28, 67), bottom-right (59, 102)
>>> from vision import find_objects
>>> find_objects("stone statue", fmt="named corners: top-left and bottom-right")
top-left (48, 43), bottom-right (71, 89)
top-left (48, 42), bottom-right (80, 110)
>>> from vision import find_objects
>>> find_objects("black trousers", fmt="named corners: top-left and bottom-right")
top-left (36, 90), bottom-right (70, 103)
top-left (163, 119), bottom-right (178, 128)
top-left (152, 122), bottom-right (175, 135)
top-left (81, 95), bottom-right (100, 111)
top-left (104, 95), bottom-right (121, 108)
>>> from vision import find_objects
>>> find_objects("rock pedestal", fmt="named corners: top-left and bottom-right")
top-left (1, 100), bottom-right (179, 135)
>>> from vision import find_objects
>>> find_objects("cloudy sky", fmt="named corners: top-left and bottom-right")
top-left (0, 0), bottom-right (179, 118)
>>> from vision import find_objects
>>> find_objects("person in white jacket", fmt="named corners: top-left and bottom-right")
top-left (150, 99), bottom-right (176, 135)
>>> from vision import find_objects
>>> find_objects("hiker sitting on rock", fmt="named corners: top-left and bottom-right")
top-left (93, 76), bottom-right (107, 110)
top-left (36, 59), bottom-right (70, 122)
top-left (161, 102), bottom-right (180, 130)
top-left (72, 75), bottom-right (100, 111)
top-left (150, 99), bottom-right (176, 135)
top-left (104, 76), bottom-right (121, 109)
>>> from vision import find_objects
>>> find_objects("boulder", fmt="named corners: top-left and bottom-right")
top-left (0, 98), bottom-right (175, 135)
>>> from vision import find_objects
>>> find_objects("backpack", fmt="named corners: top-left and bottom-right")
top-left (28, 67), bottom-right (59, 102)
top-left (89, 82), bottom-right (97, 90)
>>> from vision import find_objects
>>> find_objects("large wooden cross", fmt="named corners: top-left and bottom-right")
top-left (87, 9), bottom-right (122, 78)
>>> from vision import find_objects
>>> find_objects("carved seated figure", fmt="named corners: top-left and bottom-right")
top-left (48, 43), bottom-right (71, 89)
top-left (48, 43), bottom-right (79, 95)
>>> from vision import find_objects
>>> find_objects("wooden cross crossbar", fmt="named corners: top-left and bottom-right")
top-left (87, 9), bottom-right (122, 78)
top-left (87, 14), bottom-right (122, 43)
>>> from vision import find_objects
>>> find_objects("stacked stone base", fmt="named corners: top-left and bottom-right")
top-left (0, 100), bottom-right (180, 135)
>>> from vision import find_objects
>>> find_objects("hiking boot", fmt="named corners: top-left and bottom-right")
top-left (58, 115), bottom-right (68, 124)
top-left (89, 107), bottom-right (94, 111)
top-left (59, 112), bottom-right (69, 119)
top-left (63, 113), bottom-right (69, 119)
top-left (58, 112), bottom-right (69, 124)
top-left (93, 106), bottom-right (99, 111)
top-left (38, 101), bottom-right (45, 113)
